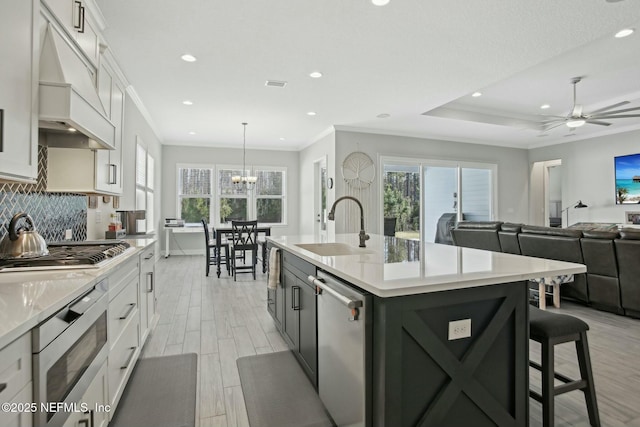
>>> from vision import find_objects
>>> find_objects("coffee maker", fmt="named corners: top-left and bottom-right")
top-left (116, 210), bottom-right (147, 235)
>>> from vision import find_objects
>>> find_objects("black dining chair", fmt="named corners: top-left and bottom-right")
top-left (201, 218), bottom-right (229, 277)
top-left (229, 220), bottom-right (258, 280)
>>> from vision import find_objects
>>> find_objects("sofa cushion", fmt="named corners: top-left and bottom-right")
top-left (456, 221), bottom-right (503, 230)
top-left (451, 222), bottom-right (502, 252)
top-left (501, 223), bottom-right (523, 233)
top-left (619, 229), bottom-right (640, 240)
top-left (520, 225), bottom-right (583, 238)
top-left (582, 230), bottom-right (620, 240)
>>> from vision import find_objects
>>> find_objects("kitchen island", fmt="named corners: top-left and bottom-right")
top-left (266, 233), bottom-right (586, 427)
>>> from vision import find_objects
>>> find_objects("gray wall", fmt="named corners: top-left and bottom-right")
top-left (161, 145), bottom-right (300, 255)
top-left (529, 128), bottom-right (640, 225)
top-left (331, 130), bottom-right (530, 234)
top-left (298, 131), bottom-right (336, 235)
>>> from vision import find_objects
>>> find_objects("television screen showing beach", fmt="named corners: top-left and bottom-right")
top-left (615, 153), bottom-right (640, 204)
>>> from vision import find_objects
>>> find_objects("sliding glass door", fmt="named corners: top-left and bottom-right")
top-left (382, 157), bottom-right (496, 243)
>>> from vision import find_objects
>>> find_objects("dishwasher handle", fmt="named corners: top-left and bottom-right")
top-left (308, 275), bottom-right (363, 309)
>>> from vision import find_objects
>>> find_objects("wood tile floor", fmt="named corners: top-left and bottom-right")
top-left (143, 255), bottom-right (640, 427)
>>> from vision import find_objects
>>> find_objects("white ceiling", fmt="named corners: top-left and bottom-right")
top-left (94, 0), bottom-right (640, 151)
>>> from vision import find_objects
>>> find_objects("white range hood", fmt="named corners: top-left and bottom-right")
top-left (39, 23), bottom-right (115, 150)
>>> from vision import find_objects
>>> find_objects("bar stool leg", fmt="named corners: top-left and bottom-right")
top-left (542, 339), bottom-right (555, 427)
top-left (576, 333), bottom-right (601, 427)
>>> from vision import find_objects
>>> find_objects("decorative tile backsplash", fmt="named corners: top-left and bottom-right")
top-left (0, 146), bottom-right (87, 242)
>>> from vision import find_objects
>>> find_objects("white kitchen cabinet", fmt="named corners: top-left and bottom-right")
top-left (41, 0), bottom-right (100, 64)
top-left (0, 333), bottom-right (32, 427)
top-left (61, 362), bottom-right (109, 427)
top-left (139, 245), bottom-right (157, 344)
top-left (95, 59), bottom-right (124, 194)
top-left (0, 0), bottom-right (39, 182)
top-left (107, 256), bottom-right (141, 415)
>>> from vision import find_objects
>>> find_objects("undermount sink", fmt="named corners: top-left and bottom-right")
top-left (295, 243), bottom-right (375, 256)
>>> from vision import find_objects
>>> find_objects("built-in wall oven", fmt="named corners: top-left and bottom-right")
top-left (32, 280), bottom-right (109, 427)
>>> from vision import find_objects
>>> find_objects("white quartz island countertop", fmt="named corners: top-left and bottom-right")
top-left (0, 238), bottom-right (156, 349)
top-left (266, 234), bottom-right (587, 298)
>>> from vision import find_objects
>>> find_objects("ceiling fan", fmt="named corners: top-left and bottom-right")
top-left (542, 77), bottom-right (640, 131)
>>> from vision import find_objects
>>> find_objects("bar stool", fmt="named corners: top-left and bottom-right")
top-left (529, 306), bottom-right (601, 427)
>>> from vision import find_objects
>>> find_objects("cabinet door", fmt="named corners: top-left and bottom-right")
top-left (282, 268), bottom-right (299, 350)
top-left (139, 247), bottom-right (156, 344)
top-left (298, 280), bottom-right (317, 385)
top-left (0, 0), bottom-right (38, 182)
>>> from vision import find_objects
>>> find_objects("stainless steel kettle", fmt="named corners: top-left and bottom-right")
top-left (0, 213), bottom-right (49, 258)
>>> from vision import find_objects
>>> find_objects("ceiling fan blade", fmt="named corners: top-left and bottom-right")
top-left (585, 120), bottom-right (611, 126)
top-left (589, 101), bottom-right (630, 115)
top-left (590, 106), bottom-right (640, 117)
top-left (571, 104), bottom-right (583, 117)
top-left (543, 122), bottom-right (568, 131)
top-left (591, 114), bottom-right (640, 119)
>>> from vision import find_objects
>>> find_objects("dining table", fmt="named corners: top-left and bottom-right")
top-left (215, 226), bottom-right (271, 277)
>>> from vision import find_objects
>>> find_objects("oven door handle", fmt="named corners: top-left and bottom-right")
top-left (68, 288), bottom-right (105, 317)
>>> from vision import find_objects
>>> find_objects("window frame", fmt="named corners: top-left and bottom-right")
top-left (176, 163), bottom-right (215, 225)
top-left (135, 138), bottom-right (155, 233)
top-left (176, 164), bottom-right (288, 227)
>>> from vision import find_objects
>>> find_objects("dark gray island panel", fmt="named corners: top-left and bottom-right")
top-left (372, 281), bottom-right (529, 427)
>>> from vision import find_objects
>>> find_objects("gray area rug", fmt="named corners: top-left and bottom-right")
top-left (110, 353), bottom-right (197, 427)
top-left (237, 351), bottom-right (334, 427)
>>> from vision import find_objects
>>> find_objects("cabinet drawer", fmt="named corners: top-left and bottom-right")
top-left (0, 333), bottom-right (31, 404)
top-left (108, 312), bottom-right (140, 408)
top-left (108, 275), bottom-right (139, 347)
top-left (282, 251), bottom-right (316, 278)
top-left (108, 257), bottom-right (139, 299)
top-left (0, 383), bottom-right (32, 427)
top-left (140, 246), bottom-right (155, 264)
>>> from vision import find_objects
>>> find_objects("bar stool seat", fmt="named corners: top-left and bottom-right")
top-left (529, 306), bottom-right (601, 427)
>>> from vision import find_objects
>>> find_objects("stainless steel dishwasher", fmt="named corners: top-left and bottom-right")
top-left (308, 270), bottom-right (371, 427)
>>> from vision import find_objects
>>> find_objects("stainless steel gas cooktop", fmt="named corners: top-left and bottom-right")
top-left (0, 240), bottom-right (132, 272)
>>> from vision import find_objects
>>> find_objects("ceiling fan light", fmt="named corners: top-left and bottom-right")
top-left (615, 28), bottom-right (634, 38)
top-left (566, 119), bottom-right (586, 128)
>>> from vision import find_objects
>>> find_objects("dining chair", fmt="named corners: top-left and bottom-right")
top-left (230, 220), bottom-right (258, 280)
top-left (201, 218), bottom-right (229, 277)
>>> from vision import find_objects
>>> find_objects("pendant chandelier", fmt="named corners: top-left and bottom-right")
top-left (231, 122), bottom-right (257, 190)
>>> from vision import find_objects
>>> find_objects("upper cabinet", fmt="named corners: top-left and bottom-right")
top-left (0, 0), bottom-right (39, 182)
top-left (95, 57), bottom-right (125, 194)
top-left (42, 0), bottom-right (99, 64)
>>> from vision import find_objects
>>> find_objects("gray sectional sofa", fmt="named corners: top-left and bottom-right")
top-left (451, 221), bottom-right (640, 318)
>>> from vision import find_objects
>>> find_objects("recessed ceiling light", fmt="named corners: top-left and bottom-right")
top-left (307, 111), bottom-right (317, 116)
top-left (371, 0), bottom-right (390, 5)
top-left (309, 71), bottom-right (323, 78)
top-left (181, 54), bottom-right (197, 62)
top-left (471, 92), bottom-right (482, 97)
top-left (377, 113), bottom-right (391, 118)
top-left (540, 104), bottom-right (550, 109)
top-left (279, 137), bottom-right (285, 141)
top-left (182, 100), bottom-right (193, 105)
top-left (68, 127), bottom-right (77, 132)
top-left (188, 131), bottom-right (196, 135)
top-left (615, 28), bottom-right (634, 38)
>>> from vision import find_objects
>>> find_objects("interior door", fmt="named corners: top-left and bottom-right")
top-left (314, 157), bottom-right (328, 240)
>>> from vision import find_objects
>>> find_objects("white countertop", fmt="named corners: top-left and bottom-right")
top-left (267, 234), bottom-right (586, 298)
top-left (0, 238), bottom-right (156, 349)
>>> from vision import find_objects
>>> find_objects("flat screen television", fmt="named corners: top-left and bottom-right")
top-left (614, 153), bottom-right (640, 204)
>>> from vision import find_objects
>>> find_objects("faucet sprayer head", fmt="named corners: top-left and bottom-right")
top-left (328, 211), bottom-right (335, 221)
